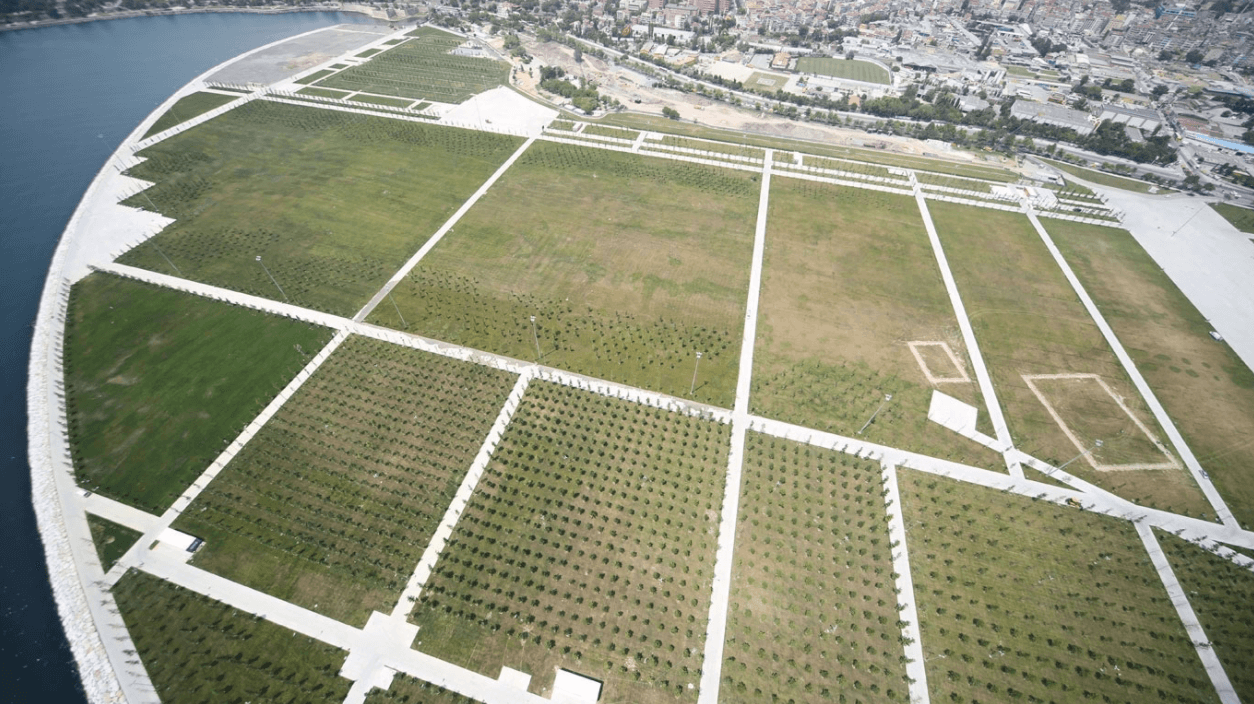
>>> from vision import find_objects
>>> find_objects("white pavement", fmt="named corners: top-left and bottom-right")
top-left (697, 149), bottom-right (773, 704)
top-left (1024, 206), bottom-right (1237, 528)
top-left (1096, 186), bottom-right (1254, 376)
top-left (1135, 523), bottom-right (1240, 703)
top-left (82, 494), bottom-right (160, 534)
top-left (912, 180), bottom-right (1021, 477)
top-left (882, 464), bottom-right (930, 704)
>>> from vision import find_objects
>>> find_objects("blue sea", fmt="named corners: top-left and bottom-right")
top-left (0, 11), bottom-right (379, 701)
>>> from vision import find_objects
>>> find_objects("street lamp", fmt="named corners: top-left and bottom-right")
top-left (529, 315), bottom-right (541, 360)
top-left (388, 290), bottom-right (407, 328)
top-left (857, 393), bottom-right (892, 436)
top-left (256, 255), bottom-right (289, 302)
top-left (1059, 439), bottom-right (1103, 470)
top-left (689, 351), bottom-right (703, 396)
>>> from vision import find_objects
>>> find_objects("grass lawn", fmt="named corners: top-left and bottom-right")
top-left (596, 113), bottom-right (1017, 182)
top-left (296, 86), bottom-right (350, 99)
top-left (1046, 218), bottom-right (1254, 528)
top-left (175, 336), bottom-right (516, 626)
top-left (64, 273), bottom-right (332, 513)
top-left (722, 434), bottom-right (909, 703)
top-left (141, 91), bottom-right (237, 138)
top-left (914, 171), bottom-right (993, 193)
top-left (348, 93), bottom-right (415, 108)
top-left (118, 100), bottom-right (522, 317)
top-left (752, 178), bottom-right (1002, 468)
top-left (113, 570), bottom-right (352, 703)
top-left (357, 47), bottom-right (382, 58)
top-left (366, 674), bottom-right (476, 703)
top-left (409, 381), bottom-right (729, 703)
top-left (582, 124), bottom-right (639, 141)
top-left (795, 57), bottom-right (891, 85)
top-left (1159, 531), bottom-right (1254, 701)
top-left (744, 71), bottom-right (790, 94)
top-left (295, 68), bottom-right (336, 85)
top-left (370, 141), bottom-right (758, 408)
top-left (899, 470), bottom-right (1219, 704)
top-left (928, 203), bottom-right (1212, 517)
top-left (1043, 158), bottom-right (1170, 194)
top-left (87, 514), bottom-right (142, 571)
top-left (651, 134), bottom-right (764, 161)
top-left (319, 26), bottom-right (508, 103)
top-left (1210, 202), bottom-right (1254, 234)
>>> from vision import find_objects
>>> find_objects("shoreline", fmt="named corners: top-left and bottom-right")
top-left (24, 23), bottom-right (381, 703)
top-left (0, 4), bottom-right (400, 33)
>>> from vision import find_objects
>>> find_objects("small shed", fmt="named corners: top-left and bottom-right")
top-left (158, 528), bottom-right (203, 553)
top-left (551, 669), bottom-right (603, 704)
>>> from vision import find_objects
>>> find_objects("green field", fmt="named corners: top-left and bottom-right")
top-left (652, 134), bottom-right (764, 161)
top-left (752, 179), bottom-right (1002, 468)
top-left (914, 171), bottom-right (994, 193)
top-left (318, 26), bottom-right (508, 103)
top-left (296, 86), bottom-right (350, 99)
top-left (796, 57), bottom-right (891, 85)
top-left (596, 112), bottom-right (1018, 181)
top-left (295, 68), bottom-right (336, 85)
top-left (348, 93), bottom-right (415, 108)
top-left (366, 674), bottom-right (477, 703)
top-left (1043, 158), bottom-right (1169, 194)
top-left (357, 48), bottom-right (382, 58)
top-left (744, 71), bottom-right (789, 94)
top-left (141, 91), bottom-right (237, 139)
top-left (582, 124), bottom-right (639, 141)
top-left (1160, 532), bottom-right (1254, 701)
top-left (928, 203), bottom-right (1213, 517)
top-left (88, 514), bottom-right (142, 571)
top-left (370, 141), bottom-right (758, 407)
top-left (175, 336), bottom-right (516, 626)
top-left (409, 382), bottom-right (730, 703)
top-left (900, 470), bottom-right (1218, 704)
top-left (118, 100), bottom-right (521, 317)
top-left (64, 273), bottom-right (332, 513)
top-left (1211, 202), bottom-right (1254, 233)
top-left (1046, 218), bottom-right (1254, 528)
top-left (113, 570), bottom-right (352, 703)
top-left (722, 434), bottom-right (908, 703)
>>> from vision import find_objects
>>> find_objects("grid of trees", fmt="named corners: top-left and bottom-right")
top-left (410, 381), bottom-right (730, 702)
top-left (174, 336), bottom-right (517, 625)
top-left (722, 433), bottom-right (910, 703)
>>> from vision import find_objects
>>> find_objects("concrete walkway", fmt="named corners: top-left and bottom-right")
top-left (882, 464), bottom-right (931, 704)
top-left (1135, 523), bottom-right (1240, 703)
top-left (912, 179), bottom-right (1021, 477)
top-left (1024, 206), bottom-right (1238, 528)
top-left (697, 149), bottom-right (773, 704)
top-left (82, 494), bottom-right (160, 534)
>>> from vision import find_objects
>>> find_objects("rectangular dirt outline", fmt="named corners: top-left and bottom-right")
top-left (1022, 372), bottom-right (1181, 472)
top-left (907, 340), bottom-right (971, 384)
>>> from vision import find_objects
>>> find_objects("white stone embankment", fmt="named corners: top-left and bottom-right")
top-left (25, 24), bottom-right (376, 703)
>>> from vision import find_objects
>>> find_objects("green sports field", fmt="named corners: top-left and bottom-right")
top-left (795, 57), bottom-right (891, 85)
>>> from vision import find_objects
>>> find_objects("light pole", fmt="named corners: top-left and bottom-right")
top-left (689, 351), bottom-right (703, 395)
top-left (1059, 439), bottom-right (1103, 470)
top-left (388, 291), bottom-right (407, 328)
top-left (153, 242), bottom-right (182, 277)
top-left (857, 393), bottom-right (892, 435)
top-left (530, 315), bottom-right (541, 360)
top-left (255, 255), bottom-right (289, 302)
